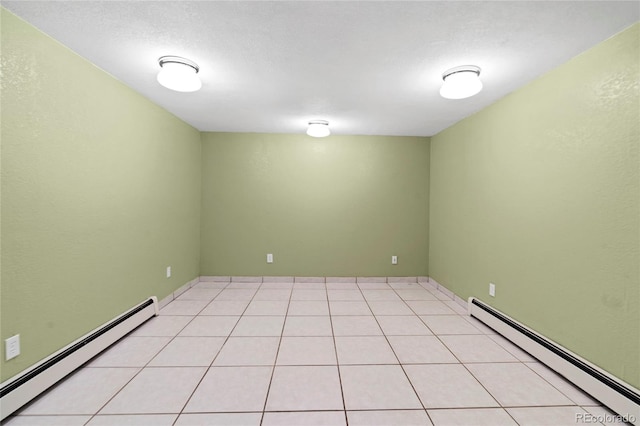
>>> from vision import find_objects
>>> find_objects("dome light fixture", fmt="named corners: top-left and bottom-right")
top-left (157, 56), bottom-right (202, 92)
top-left (440, 65), bottom-right (483, 99)
top-left (307, 120), bottom-right (331, 138)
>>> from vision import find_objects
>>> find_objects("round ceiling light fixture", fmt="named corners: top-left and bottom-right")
top-left (157, 56), bottom-right (202, 92)
top-left (307, 120), bottom-right (331, 138)
top-left (439, 65), bottom-right (483, 99)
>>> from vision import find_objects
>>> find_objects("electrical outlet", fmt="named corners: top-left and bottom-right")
top-left (391, 256), bottom-right (398, 265)
top-left (267, 253), bottom-right (273, 263)
top-left (166, 266), bottom-right (171, 278)
top-left (489, 283), bottom-right (496, 297)
top-left (5, 335), bottom-right (20, 361)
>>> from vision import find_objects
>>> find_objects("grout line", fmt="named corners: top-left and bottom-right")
top-left (172, 281), bottom-right (252, 426)
top-left (326, 281), bottom-right (350, 425)
top-left (355, 283), bottom-right (433, 423)
top-left (84, 290), bottom-right (222, 425)
top-left (401, 293), bottom-right (509, 416)
top-left (17, 277), bottom-right (594, 424)
top-left (259, 282), bottom-right (294, 426)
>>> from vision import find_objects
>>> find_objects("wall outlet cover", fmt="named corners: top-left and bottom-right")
top-left (5, 334), bottom-right (20, 361)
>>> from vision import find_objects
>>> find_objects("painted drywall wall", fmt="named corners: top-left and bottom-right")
top-left (0, 9), bottom-right (201, 381)
top-left (201, 133), bottom-right (429, 277)
top-left (430, 24), bottom-right (639, 388)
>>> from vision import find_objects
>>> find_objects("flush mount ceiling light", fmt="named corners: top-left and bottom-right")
top-left (157, 56), bottom-right (202, 92)
top-left (307, 120), bottom-right (331, 138)
top-left (440, 65), bottom-right (483, 99)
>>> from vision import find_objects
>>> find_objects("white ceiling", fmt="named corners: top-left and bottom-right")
top-left (3, 1), bottom-right (639, 137)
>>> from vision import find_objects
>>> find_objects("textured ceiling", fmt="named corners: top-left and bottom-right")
top-left (3, 1), bottom-right (639, 136)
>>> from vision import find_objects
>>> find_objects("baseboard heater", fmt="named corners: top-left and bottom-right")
top-left (468, 297), bottom-right (639, 425)
top-left (0, 297), bottom-right (158, 421)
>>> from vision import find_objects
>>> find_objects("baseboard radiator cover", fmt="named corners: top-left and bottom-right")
top-left (0, 297), bottom-right (158, 420)
top-left (468, 297), bottom-right (639, 424)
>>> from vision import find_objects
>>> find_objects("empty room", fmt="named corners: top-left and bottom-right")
top-left (0, 1), bottom-right (638, 425)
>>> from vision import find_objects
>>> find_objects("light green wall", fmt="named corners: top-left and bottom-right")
top-left (200, 133), bottom-right (429, 277)
top-left (429, 24), bottom-right (639, 388)
top-left (0, 9), bottom-right (201, 380)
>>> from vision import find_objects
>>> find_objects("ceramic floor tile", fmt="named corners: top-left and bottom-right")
top-left (148, 337), bottom-right (225, 366)
top-left (213, 336), bottom-right (280, 366)
top-left (388, 282), bottom-right (422, 289)
top-left (174, 413), bottom-right (262, 426)
top-left (419, 315), bottom-right (483, 335)
top-left (183, 366), bottom-right (272, 412)
top-left (130, 316), bottom-right (192, 337)
top-left (100, 367), bottom-right (205, 414)
top-left (326, 282), bottom-right (359, 290)
top-left (387, 336), bottom-right (458, 364)
top-left (231, 316), bottom-right (285, 336)
top-left (88, 337), bottom-right (170, 367)
top-left (427, 408), bottom-right (517, 425)
top-left (463, 316), bottom-right (498, 334)
top-left (3, 416), bottom-right (91, 425)
top-left (265, 366), bottom-right (344, 411)
top-left (292, 282), bottom-right (326, 290)
top-left (396, 289), bottom-right (439, 301)
top-left (295, 277), bottom-right (325, 283)
top-left (329, 301), bottom-right (372, 315)
top-left (176, 288), bottom-right (221, 301)
top-left (406, 301), bottom-right (456, 315)
top-left (325, 277), bottom-right (356, 283)
top-left (368, 301), bottom-right (414, 315)
top-left (159, 300), bottom-right (210, 316)
top-left (19, 368), bottom-right (139, 415)
top-left (525, 362), bottom-right (600, 405)
top-left (327, 289), bottom-right (365, 301)
top-left (439, 335), bottom-right (518, 363)
top-left (282, 316), bottom-right (332, 336)
top-left (276, 336), bottom-right (337, 365)
top-left (433, 290), bottom-right (454, 301)
top-left (443, 301), bottom-right (468, 315)
top-left (331, 316), bottom-right (383, 336)
top-left (340, 365), bottom-right (422, 410)
top-left (199, 300), bottom-right (250, 316)
top-left (215, 288), bottom-right (257, 301)
top-left (466, 363), bottom-right (575, 406)
top-left (335, 336), bottom-right (398, 364)
top-left (507, 407), bottom-right (590, 425)
top-left (487, 334), bottom-right (537, 362)
top-left (290, 289), bottom-right (328, 301)
top-left (287, 300), bottom-right (330, 315)
top-left (347, 410), bottom-right (432, 426)
top-left (419, 282), bottom-right (438, 291)
top-left (361, 290), bottom-right (401, 301)
top-left (262, 411), bottom-right (347, 426)
top-left (226, 282), bottom-right (261, 289)
top-left (244, 300), bottom-right (289, 315)
top-left (261, 282), bottom-right (294, 289)
top-left (253, 289), bottom-right (292, 301)
top-left (404, 364), bottom-right (499, 409)
top-left (178, 316), bottom-right (239, 336)
top-left (86, 414), bottom-right (178, 425)
top-left (357, 282), bottom-right (392, 290)
top-left (192, 281), bottom-right (229, 289)
top-left (377, 316), bottom-right (433, 335)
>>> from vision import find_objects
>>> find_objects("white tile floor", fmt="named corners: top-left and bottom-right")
top-left (4, 279), bottom-right (619, 426)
